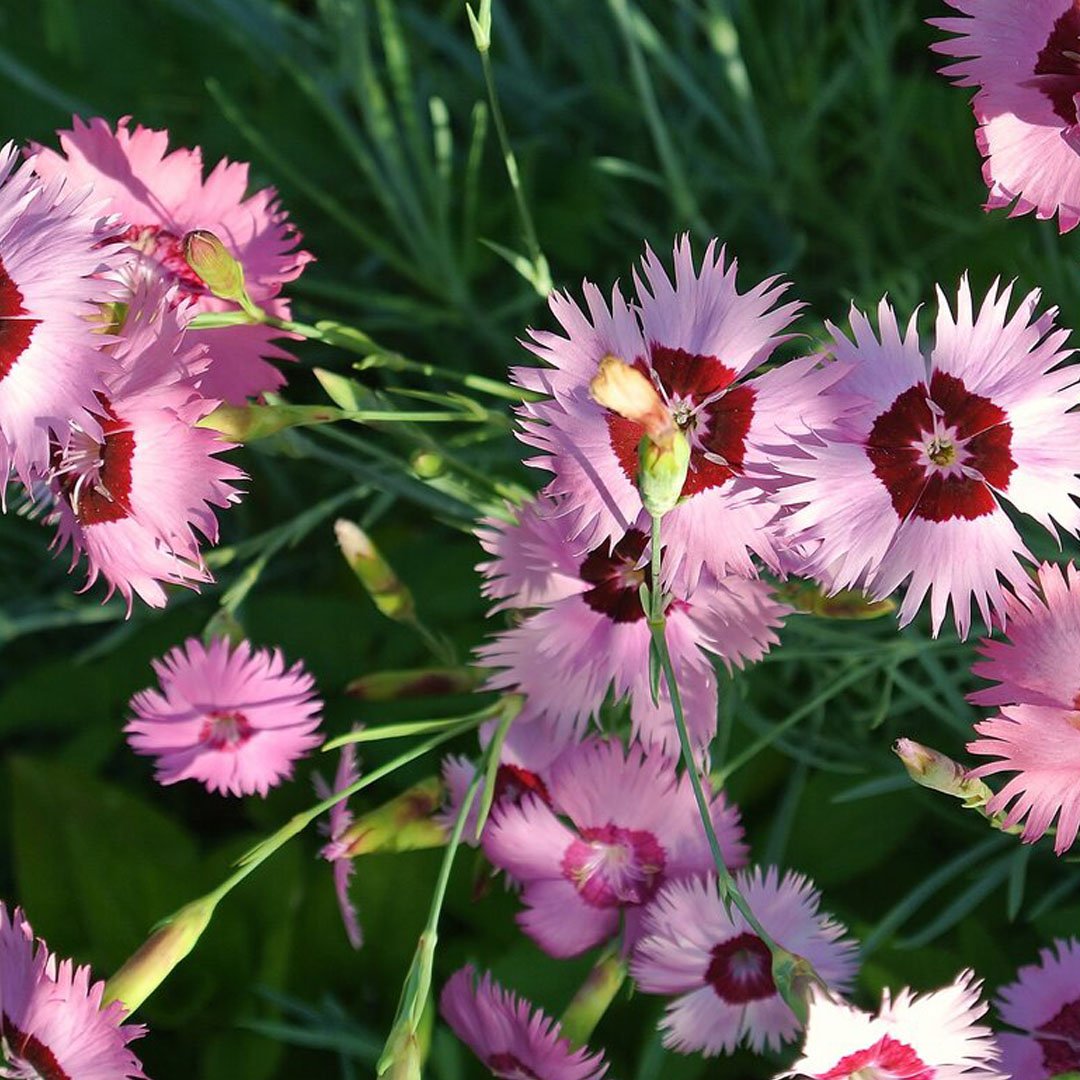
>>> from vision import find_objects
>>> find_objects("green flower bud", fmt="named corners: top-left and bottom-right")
top-left (638, 430), bottom-right (690, 518)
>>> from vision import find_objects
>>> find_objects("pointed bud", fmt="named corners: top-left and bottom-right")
top-left (331, 777), bottom-right (446, 857)
top-left (589, 355), bottom-right (675, 448)
top-left (335, 519), bottom-right (416, 622)
top-left (183, 230), bottom-right (254, 310)
top-left (638, 431), bottom-right (691, 518)
top-left (103, 896), bottom-right (217, 1013)
top-left (893, 738), bottom-right (994, 808)
top-left (559, 951), bottom-right (627, 1049)
top-left (344, 666), bottom-right (481, 701)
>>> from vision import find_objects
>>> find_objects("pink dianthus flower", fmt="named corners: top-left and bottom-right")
top-left (126, 636), bottom-right (324, 796)
top-left (440, 965), bottom-right (608, 1080)
top-left (483, 739), bottom-right (747, 958)
top-left (631, 868), bottom-right (858, 1056)
top-left (0, 902), bottom-right (146, 1078)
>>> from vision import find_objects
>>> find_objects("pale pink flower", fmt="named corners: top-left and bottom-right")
top-left (779, 971), bottom-right (1004, 1080)
top-left (778, 278), bottom-right (1080, 637)
top-left (631, 868), bottom-right (858, 1056)
top-left (125, 636), bottom-right (324, 796)
top-left (314, 740), bottom-right (363, 948)
top-left (932, 0), bottom-right (1080, 232)
top-left (0, 902), bottom-right (146, 1078)
top-left (995, 938), bottom-right (1080, 1078)
top-left (514, 237), bottom-right (849, 587)
top-left (33, 116), bottom-right (312, 402)
top-left (440, 966), bottom-right (608, 1080)
top-left (0, 142), bottom-right (118, 485)
top-left (476, 502), bottom-right (788, 755)
top-left (483, 739), bottom-right (748, 958)
top-left (46, 285), bottom-right (243, 609)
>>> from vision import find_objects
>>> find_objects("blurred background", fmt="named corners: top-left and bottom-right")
top-left (0, 1), bottom-right (1076, 1076)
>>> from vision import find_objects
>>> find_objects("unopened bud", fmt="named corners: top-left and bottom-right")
top-left (638, 430), bottom-right (690, 518)
top-left (893, 738), bottom-right (993, 809)
top-left (333, 777), bottom-right (446, 857)
top-left (345, 666), bottom-right (480, 701)
top-left (183, 230), bottom-right (252, 308)
top-left (559, 952), bottom-right (627, 1049)
top-left (589, 355), bottom-right (675, 448)
top-left (335, 519), bottom-right (416, 622)
top-left (103, 896), bottom-right (217, 1013)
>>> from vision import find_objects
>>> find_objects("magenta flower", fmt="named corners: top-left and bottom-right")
top-left (0, 142), bottom-right (118, 486)
top-left (779, 972), bottom-right (1004, 1080)
top-left (476, 501), bottom-right (788, 754)
top-left (440, 965), bottom-right (608, 1080)
top-left (932, 0), bottom-right (1080, 232)
top-left (33, 116), bottom-right (312, 402)
top-left (126, 636), bottom-right (324, 796)
top-left (514, 237), bottom-right (849, 587)
top-left (483, 739), bottom-right (748, 958)
top-left (631, 868), bottom-right (858, 1055)
top-left (779, 279), bottom-right (1080, 637)
top-left (966, 563), bottom-right (1080, 853)
top-left (46, 284), bottom-right (243, 609)
top-left (314, 741), bottom-right (363, 948)
top-left (0, 902), bottom-right (146, 1078)
top-left (995, 938), bottom-right (1080, 1078)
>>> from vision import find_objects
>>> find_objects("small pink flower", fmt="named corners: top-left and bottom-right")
top-left (995, 938), bottom-right (1080, 1078)
top-left (440, 965), bottom-right (608, 1080)
top-left (779, 278), bottom-right (1080, 637)
top-left (125, 636), bottom-right (324, 797)
top-left (0, 142), bottom-right (118, 486)
top-left (483, 739), bottom-right (747, 958)
top-left (0, 902), bottom-right (146, 1078)
top-left (631, 868), bottom-right (858, 1055)
top-left (33, 116), bottom-right (312, 402)
top-left (514, 236), bottom-right (849, 588)
top-left (931, 0), bottom-right (1080, 232)
top-left (314, 740), bottom-right (363, 948)
top-left (779, 971), bottom-right (1004, 1080)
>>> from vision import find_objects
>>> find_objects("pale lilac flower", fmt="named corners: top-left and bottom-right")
top-left (314, 740), bottom-right (363, 948)
top-left (0, 902), bottom-right (146, 1078)
top-left (932, 0), bottom-right (1080, 232)
top-left (514, 237), bottom-right (849, 587)
top-left (125, 636), bottom-right (324, 796)
top-left (779, 971), bottom-right (1004, 1080)
top-left (440, 965), bottom-right (608, 1080)
top-left (996, 938), bottom-right (1080, 1078)
top-left (779, 278), bottom-right (1080, 637)
top-left (631, 868), bottom-right (858, 1056)
top-left (476, 503), bottom-right (788, 754)
top-left (483, 739), bottom-right (748, 958)
top-left (33, 116), bottom-right (312, 402)
top-left (0, 142), bottom-right (118, 486)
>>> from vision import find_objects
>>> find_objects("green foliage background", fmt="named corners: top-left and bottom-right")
top-left (0, 0), bottom-right (1076, 1076)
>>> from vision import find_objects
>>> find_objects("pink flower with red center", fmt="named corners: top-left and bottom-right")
top-left (966, 563), bottom-right (1080, 853)
top-left (314, 740), bottom-right (363, 948)
top-left (995, 938), bottom-right (1080, 1078)
top-left (778, 278), bottom-right (1080, 637)
top-left (779, 972), bottom-right (1004, 1080)
top-left (482, 739), bottom-right (748, 958)
top-left (476, 501), bottom-right (789, 755)
top-left (33, 116), bottom-right (312, 402)
top-left (631, 868), bottom-right (858, 1056)
top-left (931, 0), bottom-right (1080, 232)
top-left (0, 142), bottom-right (119, 487)
top-left (0, 902), bottom-right (146, 1079)
top-left (440, 965), bottom-right (608, 1080)
top-left (125, 636), bottom-right (324, 797)
top-left (46, 285), bottom-right (243, 609)
top-left (514, 237), bottom-right (850, 588)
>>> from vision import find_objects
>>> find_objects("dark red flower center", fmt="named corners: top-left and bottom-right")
top-left (1038, 997), bottom-right (1080, 1073)
top-left (199, 710), bottom-right (254, 751)
top-left (579, 528), bottom-right (650, 623)
top-left (486, 1052), bottom-right (542, 1080)
top-left (0, 255), bottom-right (40, 384)
top-left (494, 764), bottom-right (552, 808)
top-left (705, 932), bottom-right (776, 1003)
top-left (866, 370), bottom-right (1014, 523)
top-left (1033, 1), bottom-right (1080, 124)
top-left (606, 346), bottom-right (756, 499)
top-left (561, 822), bottom-right (666, 908)
top-left (819, 1034), bottom-right (933, 1080)
top-left (53, 400), bottom-right (136, 527)
top-left (120, 224), bottom-right (208, 296)
top-left (1, 1013), bottom-right (69, 1080)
